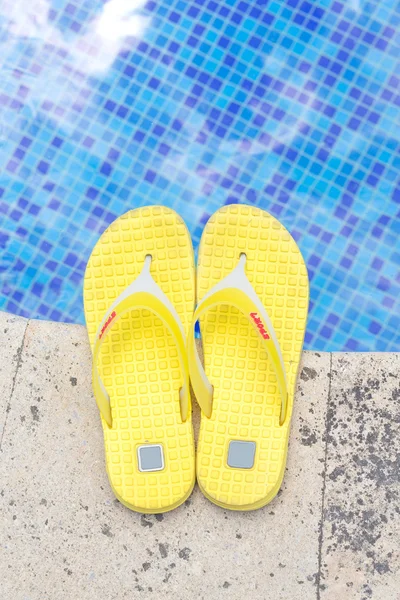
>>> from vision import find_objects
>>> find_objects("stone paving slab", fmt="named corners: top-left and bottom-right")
top-left (0, 316), bottom-right (330, 600)
top-left (0, 312), bottom-right (28, 443)
top-left (320, 353), bottom-right (400, 600)
top-left (1, 314), bottom-right (399, 599)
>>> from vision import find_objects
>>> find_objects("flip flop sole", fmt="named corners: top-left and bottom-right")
top-left (196, 204), bottom-right (309, 510)
top-left (84, 206), bottom-right (195, 513)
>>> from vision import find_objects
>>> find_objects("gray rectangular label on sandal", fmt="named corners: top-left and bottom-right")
top-left (137, 444), bottom-right (165, 472)
top-left (227, 440), bottom-right (256, 469)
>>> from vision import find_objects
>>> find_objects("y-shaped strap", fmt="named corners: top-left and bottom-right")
top-left (92, 255), bottom-right (190, 428)
top-left (188, 254), bottom-right (288, 426)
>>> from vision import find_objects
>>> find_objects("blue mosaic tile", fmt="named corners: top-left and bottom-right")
top-left (0, 0), bottom-right (399, 351)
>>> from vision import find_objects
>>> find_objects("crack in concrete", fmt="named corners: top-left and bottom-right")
top-left (0, 319), bottom-right (29, 452)
top-left (316, 351), bottom-right (332, 600)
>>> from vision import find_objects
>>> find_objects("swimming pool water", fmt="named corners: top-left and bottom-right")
top-left (0, 0), bottom-right (399, 352)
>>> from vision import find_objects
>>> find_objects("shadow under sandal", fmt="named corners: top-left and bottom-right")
top-left (189, 204), bottom-right (309, 511)
top-left (84, 206), bottom-right (195, 513)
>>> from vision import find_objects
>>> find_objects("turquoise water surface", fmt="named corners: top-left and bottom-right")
top-left (0, 0), bottom-right (399, 351)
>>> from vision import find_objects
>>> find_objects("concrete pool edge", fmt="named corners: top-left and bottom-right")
top-left (0, 311), bottom-right (399, 600)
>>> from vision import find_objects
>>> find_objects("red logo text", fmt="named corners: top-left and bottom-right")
top-left (250, 312), bottom-right (270, 340)
top-left (99, 310), bottom-right (117, 339)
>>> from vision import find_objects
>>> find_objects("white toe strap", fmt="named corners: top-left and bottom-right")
top-left (188, 254), bottom-right (289, 425)
top-left (92, 255), bottom-right (190, 427)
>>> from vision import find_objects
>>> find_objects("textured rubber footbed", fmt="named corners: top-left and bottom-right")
top-left (196, 204), bottom-right (309, 509)
top-left (84, 206), bottom-right (195, 513)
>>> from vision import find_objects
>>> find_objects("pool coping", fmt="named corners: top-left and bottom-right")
top-left (0, 311), bottom-right (399, 600)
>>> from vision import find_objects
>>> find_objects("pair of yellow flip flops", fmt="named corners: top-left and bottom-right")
top-left (84, 204), bottom-right (309, 513)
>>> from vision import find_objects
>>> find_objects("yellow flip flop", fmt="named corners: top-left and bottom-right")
top-left (84, 206), bottom-right (196, 513)
top-left (189, 204), bottom-right (309, 510)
